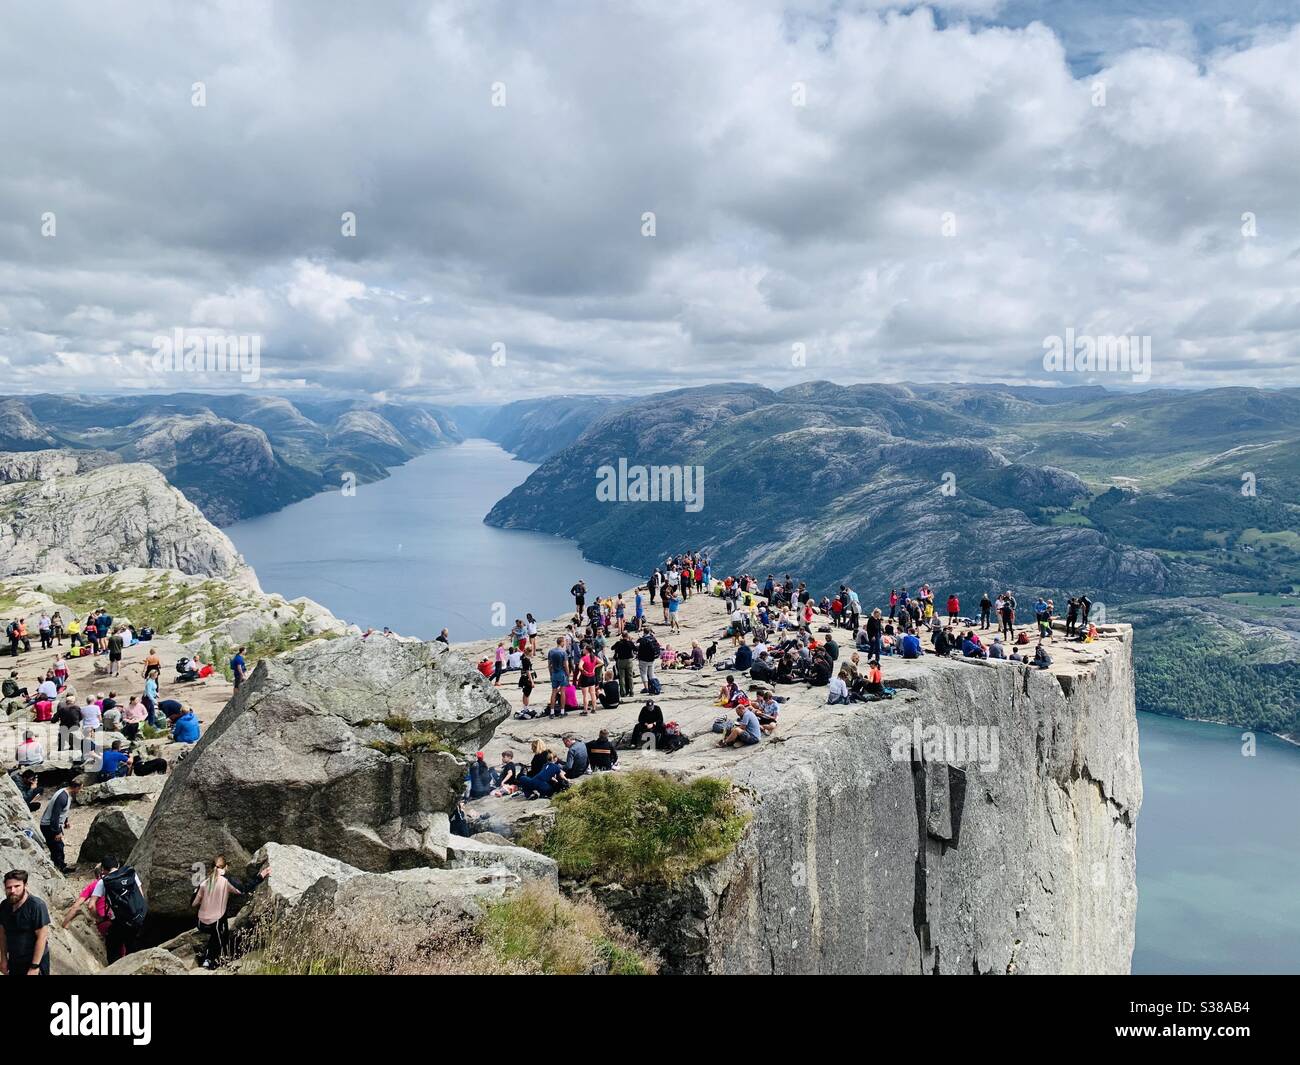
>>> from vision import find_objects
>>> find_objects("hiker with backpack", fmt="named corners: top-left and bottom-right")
top-left (93, 855), bottom-right (148, 961)
top-left (60, 862), bottom-right (127, 961)
top-left (635, 627), bottom-right (660, 694)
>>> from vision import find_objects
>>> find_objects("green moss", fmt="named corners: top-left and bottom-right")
top-left (366, 730), bottom-right (461, 758)
top-left (540, 769), bottom-right (750, 886)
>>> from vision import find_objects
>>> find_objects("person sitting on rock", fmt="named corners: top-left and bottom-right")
top-left (122, 695), bottom-right (148, 741)
top-left (751, 688), bottom-right (781, 734)
top-left (716, 674), bottom-right (742, 707)
top-left (466, 752), bottom-right (494, 799)
top-left (518, 752), bottom-right (566, 799)
top-left (718, 703), bottom-right (763, 748)
top-left (988, 636), bottom-right (1006, 659)
top-left (490, 750), bottom-right (523, 795)
top-left (827, 668), bottom-right (851, 705)
top-left (586, 730), bottom-right (618, 771)
top-left (899, 631), bottom-right (922, 659)
top-left (9, 768), bottom-right (41, 811)
top-left (98, 739), bottom-right (132, 781)
top-left (630, 700), bottom-right (666, 749)
top-left (1033, 642), bottom-right (1053, 670)
top-left (15, 730), bottom-right (44, 767)
top-left (562, 735), bottom-right (589, 778)
top-left (2, 671), bottom-right (28, 701)
top-left (171, 707), bottom-right (201, 744)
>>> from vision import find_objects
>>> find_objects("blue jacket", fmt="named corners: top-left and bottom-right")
top-left (172, 712), bottom-right (201, 743)
top-left (900, 634), bottom-right (922, 658)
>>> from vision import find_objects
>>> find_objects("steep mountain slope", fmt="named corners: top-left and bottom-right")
top-left (461, 395), bottom-right (629, 461)
top-left (9, 393), bottom-right (464, 523)
top-left (0, 451), bottom-right (255, 582)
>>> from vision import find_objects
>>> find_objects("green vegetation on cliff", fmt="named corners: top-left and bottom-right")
top-left (540, 770), bottom-right (750, 886)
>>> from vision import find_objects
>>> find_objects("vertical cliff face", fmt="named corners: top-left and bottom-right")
top-left (614, 629), bottom-right (1140, 975)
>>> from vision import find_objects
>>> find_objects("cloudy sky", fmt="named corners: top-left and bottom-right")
top-left (2, 0), bottom-right (1298, 401)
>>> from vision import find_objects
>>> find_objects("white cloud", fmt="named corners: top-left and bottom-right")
top-left (0, 0), bottom-right (1297, 400)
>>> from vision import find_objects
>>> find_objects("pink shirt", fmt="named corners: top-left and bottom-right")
top-left (196, 875), bottom-right (235, 924)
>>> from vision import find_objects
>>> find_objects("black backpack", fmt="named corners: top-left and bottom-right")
top-left (101, 866), bottom-right (148, 928)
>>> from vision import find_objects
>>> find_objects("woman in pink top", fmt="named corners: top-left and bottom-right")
top-left (578, 649), bottom-right (599, 713)
top-left (60, 867), bottom-right (117, 960)
top-left (122, 695), bottom-right (148, 741)
top-left (193, 856), bottom-right (243, 969)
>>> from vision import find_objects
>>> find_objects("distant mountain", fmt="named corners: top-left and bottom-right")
top-left (6, 393), bottom-right (464, 524)
top-left (451, 396), bottom-right (628, 462)
top-left (484, 381), bottom-right (1300, 735)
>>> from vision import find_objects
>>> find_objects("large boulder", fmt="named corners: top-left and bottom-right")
top-left (0, 784), bottom-right (58, 885)
top-left (234, 843), bottom-right (366, 927)
top-left (80, 808), bottom-right (147, 865)
top-left (446, 835), bottom-right (559, 889)
top-left (76, 776), bottom-right (167, 805)
top-left (129, 636), bottom-right (510, 919)
top-left (297, 865), bottom-right (521, 925)
top-left (100, 946), bottom-right (190, 976)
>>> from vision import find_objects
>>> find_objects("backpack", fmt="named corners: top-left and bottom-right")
top-left (648, 677), bottom-right (662, 696)
top-left (100, 866), bottom-right (148, 928)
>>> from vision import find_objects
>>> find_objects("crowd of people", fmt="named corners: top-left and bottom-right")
top-left (1, 611), bottom-right (269, 976)
top-left (458, 554), bottom-right (1097, 800)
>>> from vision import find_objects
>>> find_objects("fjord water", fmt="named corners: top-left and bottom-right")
top-left (226, 439), bottom-right (641, 643)
top-left (1132, 712), bottom-right (1300, 974)
top-left (228, 438), bottom-right (1300, 974)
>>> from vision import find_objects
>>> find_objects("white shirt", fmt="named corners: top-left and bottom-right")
top-left (38, 680), bottom-right (58, 700)
top-left (81, 703), bottom-right (102, 729)
top-left (827, 676), bottom-right (848, 701)
top-left (17, 740), bottom-right (44, 765)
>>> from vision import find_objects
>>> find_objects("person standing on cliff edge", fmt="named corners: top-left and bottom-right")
top-left (571, 579), bottom-right (586, 616)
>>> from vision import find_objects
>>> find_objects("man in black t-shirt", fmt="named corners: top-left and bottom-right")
top-left (0, 870), bottom-right (52, 976)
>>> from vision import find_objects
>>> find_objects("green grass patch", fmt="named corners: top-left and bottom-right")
top-left (477, 883), bottom-right (656, 975)
top-left (540, 769), bottom-right (750, 886)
